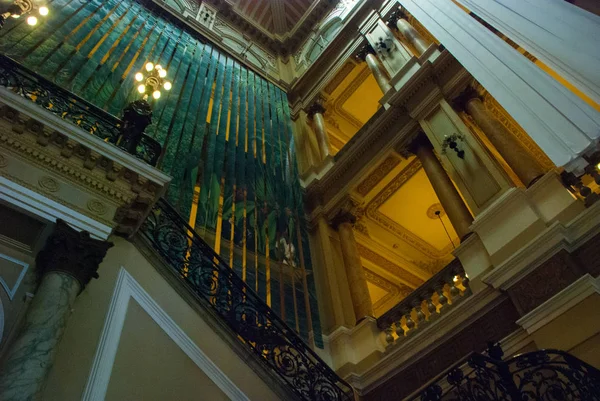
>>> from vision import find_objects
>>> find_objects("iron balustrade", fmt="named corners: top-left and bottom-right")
top-left (0, 54), bottom-right (161, 166)
top-left (409, 348), bottom-right (600, 401)
top-left (140, 198), bottom-right (354, 401)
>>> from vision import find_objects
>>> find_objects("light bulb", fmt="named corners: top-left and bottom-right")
top-left (39, 6), bottom-right (49, 16)
top-left (152, 90), bottom-right (161, 99)
top-left (597, 163), bottom-right (600, 171)
top-left (27, 16), bottom-right (37, 26)
top-left (158, 69), bottom-right (167, 78)
top-left (155, 64), bottom-right (163, 71)
top-left (163, 81), bottom-right (172, 90)
top-left (135, 72), bottom-right (144, 82)
top-left (145, 62), bottom-right (154, 72)
top-left (11, 14), bottom-right (20, 19)
top-left (137, 84), bottom-right (146, 94)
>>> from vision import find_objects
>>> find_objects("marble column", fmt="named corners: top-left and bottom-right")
top-left (390, 9), bottom-right (431, 56)
top-left (356, 44), bottom-right (392, 94)
top-left (411, 135), bottom-right (474, 240)
top-left (456, 87), bottom-right (545, 187)
top-left (0, 220), bottom-right (113, 401)
top-left (332, 211), bottom-right (373, 324)
top-left (307, 102), bottom-right (331, 161)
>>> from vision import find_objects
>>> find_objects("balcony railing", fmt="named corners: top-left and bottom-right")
top-left (140, 198), bottom-right (353, 401)
top-left (0, 54), bottom-right (161, 166)
top-left (407, 346), bottom-right (600, 401)
top-left (378, 258), bottom-right (470, 344)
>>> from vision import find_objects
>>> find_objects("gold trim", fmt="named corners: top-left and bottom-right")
top-left (358, 242), bottom-right (423, 288)
top-left (356, 155), bottom-right (400, 197)
top-left (324, 61), bottom-right (355, 95)
top-left (481, 91), bottom-right (554, 170)
top-left (366, 159), bottom-right (453, 259)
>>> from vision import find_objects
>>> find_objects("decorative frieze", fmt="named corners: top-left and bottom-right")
top-left (0, 97), bottom-right (170, 238)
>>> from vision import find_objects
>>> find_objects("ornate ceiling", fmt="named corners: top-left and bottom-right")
top-left (319, 61), bottom-right (458, 317)
top-left (234, 0), bottom-right (316, 34)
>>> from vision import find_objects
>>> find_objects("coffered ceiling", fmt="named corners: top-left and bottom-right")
top-left (234, 0), bottom-right (315, 34)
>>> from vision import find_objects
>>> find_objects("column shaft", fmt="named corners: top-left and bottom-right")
top-left (365, 53), bottom-right (392, 94)
top-left (396, 18), bottom-right (431, 56)
top-left (312, 112), bottom-right (331, 160)
top-left (0, 220), bottom-right (112, 401)
top-left (337, 220), bottom-right (373, 323)
top-left (0, 273), bottom-right (79, 401)
top-left (466, 97), bottom-right (545, 187)
top-left (415, 141), bottom-right (473, 240)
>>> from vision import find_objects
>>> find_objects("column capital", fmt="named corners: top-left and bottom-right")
top-left (330, 197), bottom-right (364, 229)
top-left (306, 99), bottom-right (326, 118)
top-left (36, 220), bottom-right (113, 292)
top-left (387, 8), bottom-right (409, 28)
top-left (452, 86), bottom-right (481, 112)
top-left (354, 43), bottom-right (376, 62)
top-left (407, 132), bottom-right (434, 155)
top-left (331, 210), bottom-right (356, 229)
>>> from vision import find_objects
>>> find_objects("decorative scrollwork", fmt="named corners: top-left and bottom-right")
top-left (411, 349), bottom-right (600, 401)
top-left (140, 199), bottom-right (353, 401)
top-left (0, 55), bottom-right (161, 166)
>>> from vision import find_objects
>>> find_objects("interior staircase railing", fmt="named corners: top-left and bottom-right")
top-left (0, 54), bottom-right (161, 166)
top-left (140, 198), bottom-right (354, 401)
top-left (407, 344), bottom-right (600, 401)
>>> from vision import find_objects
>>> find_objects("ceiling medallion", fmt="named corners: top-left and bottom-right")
top-left (426, 203), bottom-right (445, 220)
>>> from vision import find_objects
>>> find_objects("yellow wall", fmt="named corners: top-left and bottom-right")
top-left (530, 293), bottom-right (600, 368)
top-left (43, 237), bottom-right (281, 401)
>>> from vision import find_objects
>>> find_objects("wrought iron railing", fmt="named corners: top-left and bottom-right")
top-left (0, 54), bottom-right (161, 166)
top-left (378, 258), bottom-right (470, 344)
top-left (140, 198), bottom-right (353, 401)
top-left (408, 347), bottom-right (600, 401)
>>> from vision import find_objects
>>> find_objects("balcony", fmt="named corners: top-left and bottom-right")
top-left (0, 54), bottom-right (170, 238)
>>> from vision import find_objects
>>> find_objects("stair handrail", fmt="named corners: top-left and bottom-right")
top-left (140, 198), bottom-right (354, 401)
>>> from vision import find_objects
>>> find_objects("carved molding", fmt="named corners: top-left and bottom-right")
top-left (0, 99), bottom-right (168, 237)
top-left (356, 155), bottom-right (401, 197)
top-left (480, 90), bottom-right (554, 171)
top-left (364, 267), bottom-right (413, 312)
top-left (365, 158), bottom-right (453, 259)
top-left (324, 61), bottom-right (356, 95)
top-left (331, 65), bottom-right (373, 129)
top-left (357, 242), bottom-right (424, 288)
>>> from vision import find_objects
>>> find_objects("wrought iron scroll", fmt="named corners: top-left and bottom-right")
top-left (410, 349), bottom-right (600, 401)
top-left (140, 198), bottom-right (353, 401)
top-left (0, 54), bottom-right (160, 166)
